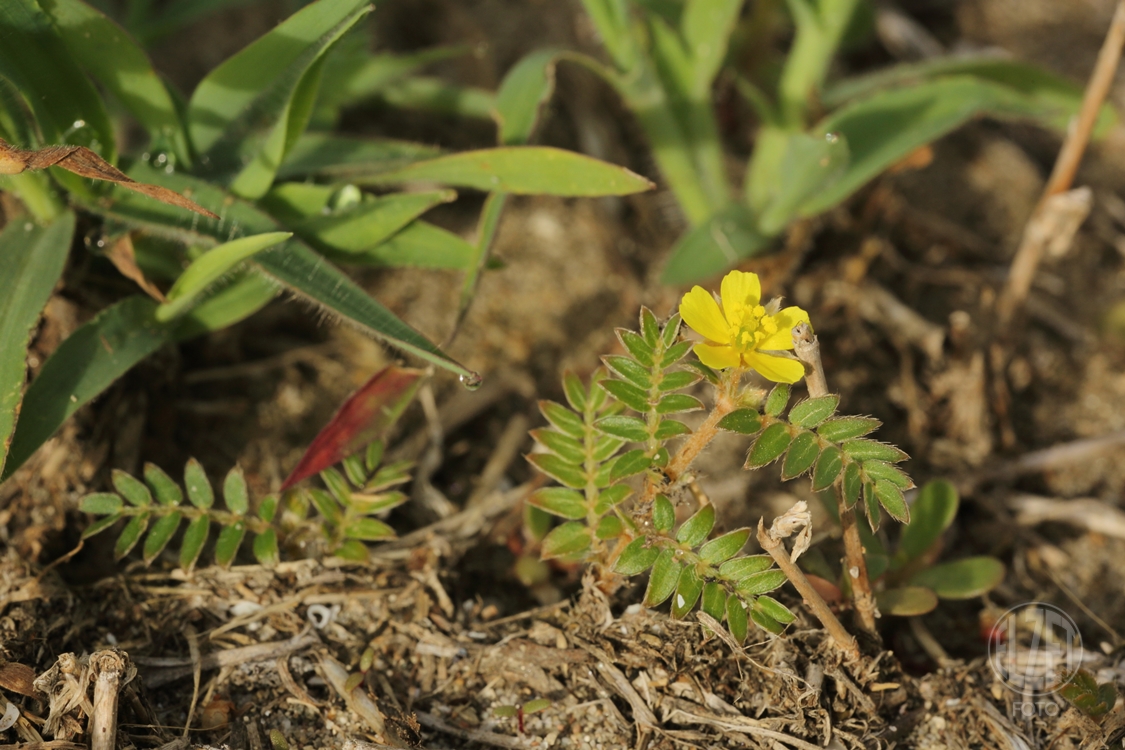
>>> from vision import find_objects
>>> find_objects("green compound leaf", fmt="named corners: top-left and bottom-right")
top-left (645, 549), bottom-right (682, 607)
top-left (252, 528), bottom-right (280, 567)
top-left (746, 423), bottom-right (792, 468)
top-left (653, 495), bottom-right (675, 534)
top-left (736, 569), bottom-right (788, 597)
top-left (562, 371), bottom-right (587, 412)
top-left (618, 330), bottom-right (655, 366)
top-left (676, 504), bottom-right (715, 548)
top-left (755, 595), bottom-right (796, 624)
top-left (899, 479), bottom-right (959, 562)
top-left (188, 0), bottom-right (372, 197)
top-left (816, 416), bottom-right (881, 442)
top-left (179, 516), bottom-right (210, 572)
top-left (344, 517), bottom-right (396, 541)
top-left (214, 520), bottom-right (247, 567)
top-left (82, 513), bottom-right (122, 539)
top-left (842, 461), bottom-right (862, 509)
top-left (876, 586), bottom-right (938, 617)
top-left (156, 232), bottom-right (293, 322)
top-left (663, 340), bottom-right (692, 365)
top-left (862, 460), bottom-right (914, 490)
top-left (726, 595), bottom-right (749, 643)
top-left (812, 446), bottom-right (843, 491)
top-left (614, 538), bottom-right (660, 575)
top-left (717, 409), bottom-right (762, 435)
top-left (144, 463), bottom-right (183, 506)
top-left (655, 394), bottom-right (703, 415)
top-left (611, 449), bottom-right (652, 482)
top-left (223, 467), bottom-right (250, 515)
top-left (81, 493), bottom-right (124, 515)
top-left (601, 379), bottom-right (651, 413)
top-left (184, 458), bottom-right (214, 509)
top-left (842, 439), bottom-right (909, 463)
top-left (602, 355), bottom-right (651, 389)
top-left (671, 566), bottom-right (703, 619)
top-left (910, 556), bottom-right (1005, 600)
top-left (781, 431), bottom-right (820, 480)
top-left (1, 297), bottom-right (173, 483)
top-left (788, 395), bottom-right (840, 429)
top-left (699, 528), bottom-right (750, 565)
top-left (596, 415), bottom-right (649, 442)
top-left (701, 582), bottom-right (727, 622)
top-left (654, 419), bottom-right (691, 440)
top-left (362, 147), bottom-right (655, 196)
top-left (538, 400), bottom-right (584, 438)
top-left (594, 484), bottom-right (632, 515)
top-left (257, 494), bottom-right (279, 523)
top-left (0, 212), bottom-right (73, 478)
top-left (718, 555), bottom-right (774, 581)
top-left (595, 514), bottom-right (623, 540)
top-left (114, 512), bottom-right (149, 560)
top-left (541, 521), bottom-right (592, 559)
top-left (142, 511), bottom-right (182, 564)
top-left (874, 480), bottom-right (909, 524)
top-left (527, 487), bottom-right (587, 520)
top-left (531, 428), bottom-right (585, 465)
top-left (526, 453), bottom-right (587, 489)
top-left (113, 469), bottom-right (153, 507)
top-left (765, 384), bottom-right (790, 417)
top-left (659, 370), bottom-right (700, 391)
top-left (1058, 670), bottom-right (1118, 719)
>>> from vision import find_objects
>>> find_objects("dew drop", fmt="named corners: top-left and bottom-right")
top-left (459, 371), bottom-right (483, 391)
top-left (825, 132), bottom-right (840, 144)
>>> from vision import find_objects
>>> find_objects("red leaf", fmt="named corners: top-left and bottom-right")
top-left (281, 365), bottom-right (424, 491)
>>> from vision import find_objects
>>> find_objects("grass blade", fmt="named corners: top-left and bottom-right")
top-left (0, 211), bottom-right (74, 477)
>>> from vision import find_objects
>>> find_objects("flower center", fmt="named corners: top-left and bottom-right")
top-left (729, 304), bottom-right (776, 352)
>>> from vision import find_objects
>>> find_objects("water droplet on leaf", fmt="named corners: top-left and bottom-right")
top-left (459, 372), bottom-right (483, 391)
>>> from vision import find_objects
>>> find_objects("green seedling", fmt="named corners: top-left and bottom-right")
top-left (525, 270), bottom-right (914, 644)
top-left (0, 0), bottom-right (653, 483)
top-left (494, 698), bottom-right (551, 734)
top-left (496, 0), bottom-right (1113, 282)
top-left (1058, 669), bottom-right (1118, 720)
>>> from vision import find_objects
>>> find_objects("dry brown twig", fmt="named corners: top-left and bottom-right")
top-left (0, 138), bottom-right (218, 220)
top-left (88, 650), bottom-right (134, 750)
top-left (996, 0), bottom-right (1125, 328)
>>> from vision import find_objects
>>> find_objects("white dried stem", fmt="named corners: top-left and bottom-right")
top-left (89, 650), bottom-right (133, 750)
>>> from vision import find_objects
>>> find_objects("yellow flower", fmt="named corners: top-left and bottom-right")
top-left (678, 270), bottom-right (810, 383)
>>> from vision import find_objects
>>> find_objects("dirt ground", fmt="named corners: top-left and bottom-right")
top-left (4, 0), bottom-right (1125, 748)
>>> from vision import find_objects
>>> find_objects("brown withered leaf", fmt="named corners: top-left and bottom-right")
top-left (0, 659), bottom-right (39, 698)
top-left (0, 137), bottom-right (219, 219)
top-left (104, 233), bottom-right (167, 302)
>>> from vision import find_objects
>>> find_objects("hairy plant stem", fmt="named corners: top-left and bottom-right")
top-left (793, 323), bottom-right (877, 634)
top-left (640, 370), bottom-right (739, 508)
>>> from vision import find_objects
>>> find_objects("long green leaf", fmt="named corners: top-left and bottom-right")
top-left (0, 211), bottom-right (74, 476)
top-left (377, 76), bottom-right (496, 120)
top-left (361, 146), bottom-right (654, 196)
top-left (354, 221), bottom-right (475, 270)
top-left (40, 0), bottom-right (188, 162)
top-left (293, 190), bottom-right (456, 255)
top-left (276, 133), bottom-right (443, 181)
top-left (187, 0), bottom-right (371, 196)
top-left (804, 75), bottom-right (1095, 217)
top-left (757, 132), bottom-right (849, 235)
top-left (681, 0), bottom-right (743, 97)
top-left (80, 163), bottom-right (473, 378)
top-left (318, 43), bottom-right (473, 117)
top-left (0, 0), bottom-right (115, 193)
top-left (156, 232), bottom-right (291, 321)
top-left (494, 48), bottom-right (562, 145)
top-left (823, 55), bottom-right (1115, 134)
top-left (2, 296), bottom-right (171, 482)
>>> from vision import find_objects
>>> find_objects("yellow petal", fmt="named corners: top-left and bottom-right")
top-left (694, 342), bottom-right (740, 370)
top-left (720, 271), bottom-right (761, 321)
top-left (757, 306), bottom-right (811, 351)
top-left (680, 286), bottom-right (729, 343)
top-left (745, 350), bottom-right (806, 383)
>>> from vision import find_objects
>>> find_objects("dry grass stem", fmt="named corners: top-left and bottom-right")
top-left (88, 650), bottom-right (131, 750)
